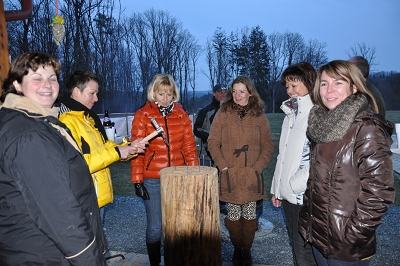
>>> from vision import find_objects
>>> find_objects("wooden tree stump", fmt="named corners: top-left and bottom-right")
top-left (160, 166), bottom-right (222, 266)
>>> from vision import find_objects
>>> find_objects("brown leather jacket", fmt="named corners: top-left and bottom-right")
top-left (130, 101), bottom-right (198, 182)
top-left (299, 110), bottom-right (395, 261)
top-left (208, 110), bottom-right (274, 204)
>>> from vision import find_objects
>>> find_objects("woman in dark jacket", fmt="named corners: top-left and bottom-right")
top-left (299, 60), bottom-right (394, 266)
top-left (208, 76), bottom-right (274, 266)
top-left (0, 52), bottom-right (108, 265)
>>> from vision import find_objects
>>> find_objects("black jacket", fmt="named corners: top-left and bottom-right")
top-left (194, 97), bottom-right (221, 160)
top-left (0, 95), bottom-right (108, 265)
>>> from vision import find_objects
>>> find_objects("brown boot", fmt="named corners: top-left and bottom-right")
top-left (242, 218), bottom-right (258, 266)
top-left (224, 217), bottom-right (243, 266)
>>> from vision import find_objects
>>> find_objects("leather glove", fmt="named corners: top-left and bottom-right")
top-left (134, 183), bottom-right (150, 200)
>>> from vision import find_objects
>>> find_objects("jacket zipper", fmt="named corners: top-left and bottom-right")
top-left (164, 116), bottom-right (171, 167)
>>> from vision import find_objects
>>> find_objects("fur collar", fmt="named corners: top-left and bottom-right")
top-left (2, 93), bottom-right (59, 118)
top-left (2, 93), bottom-right (80, 152)
top-left (307, 93), bottom-right (369, 144)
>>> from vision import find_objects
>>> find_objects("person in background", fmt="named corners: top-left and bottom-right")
top-left (130, 74), bottom-right (199, 266)
top-left (0, 52), bottom-right (108, 265)
top-left (299, 60), bottom-right (394, 266)
top-left (349, 56), bottom-right (386, 117)
top-left (270, 62), bottom-right (317, 266)
top-left (194, 83), bottom-right (227, 166)
top-left (208, 76), bottom-right (274, 266)
top-left (193, 83), bottom-right (228, 214)
top-left (59, 70), bottom-right (147, 222)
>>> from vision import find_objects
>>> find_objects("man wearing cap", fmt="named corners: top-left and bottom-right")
top-left (194, 84), bottom-right (227, 166)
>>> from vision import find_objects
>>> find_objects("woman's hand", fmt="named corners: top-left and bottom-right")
top-left (118, 138), bottom-right (148, 159)
top-left (130, 138), bottom-right (148, 154)
top-left (271, 195), bottom-right (282, 207)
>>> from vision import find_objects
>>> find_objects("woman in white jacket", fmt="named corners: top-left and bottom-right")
top-left (270, 62), bottom-right (317, 266)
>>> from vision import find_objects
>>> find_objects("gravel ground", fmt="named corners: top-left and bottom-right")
top-left (104, 196), bottom-right (400, 265)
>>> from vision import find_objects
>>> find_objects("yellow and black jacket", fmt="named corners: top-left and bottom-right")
top-left (59, 98), bottom-right (120, 208)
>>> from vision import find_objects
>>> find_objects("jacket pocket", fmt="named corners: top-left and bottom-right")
top-left (243, 167), bottom-right (263, 195)
top-left (219, 168), bottom-right (238, 194)
top-left (331, 211), bottom-right (350, 244)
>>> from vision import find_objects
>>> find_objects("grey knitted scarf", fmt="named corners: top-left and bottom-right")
top-left (307, 93), bottom-right (369, 144)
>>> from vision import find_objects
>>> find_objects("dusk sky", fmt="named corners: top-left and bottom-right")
top-left (119, 0), bottom-right (400, 88)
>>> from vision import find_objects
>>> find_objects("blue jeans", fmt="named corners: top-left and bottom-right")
top-left (282, 200), bottom-right (316, 266)
top-left (312, 246), bottom-right (371, 266)
top-left (199, 158), bottom-right (213, 167)
top-left (143, 178), bottom-right (162, 244)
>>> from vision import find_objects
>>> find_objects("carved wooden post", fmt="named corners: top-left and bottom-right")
top-left (160, 166), bottom-right (222, 266)
top-left (0, 0), bottom-right (10, 95)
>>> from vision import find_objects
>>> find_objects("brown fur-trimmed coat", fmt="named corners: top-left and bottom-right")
top-left (208, 110), bottom-right (274, 204)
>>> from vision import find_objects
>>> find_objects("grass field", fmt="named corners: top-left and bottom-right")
top-left (110, 111), bottom-right (400, 205)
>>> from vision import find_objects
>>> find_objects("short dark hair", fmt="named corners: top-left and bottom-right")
top-left (1, 52), bottom-right (61, 102)
top-left (280, 62), bottom-right (316, 96)
top-left (65, 70), bottom-right (100, 96)
top-left (349, 56), bottom-right (370, 78)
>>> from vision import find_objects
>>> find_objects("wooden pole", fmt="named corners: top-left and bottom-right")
top-left (0, 0), bottom-right (33, 101)
top-left (160, 166), bottom-right (222, 266)
top-left (0, 0), bottom-right (10, 98)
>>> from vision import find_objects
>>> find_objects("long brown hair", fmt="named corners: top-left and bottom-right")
top-left (220, 76), bottom-right (264, 117)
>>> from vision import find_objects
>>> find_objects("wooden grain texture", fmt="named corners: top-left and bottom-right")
top-left (160, 166), bottom-right (222, 266)
top-left (0, 1), bottom-right (10, 99)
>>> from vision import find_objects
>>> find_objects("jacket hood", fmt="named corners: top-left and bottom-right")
top-left (358, 109), bottom-right (394, 136)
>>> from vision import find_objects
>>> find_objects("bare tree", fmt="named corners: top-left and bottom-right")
top-left (125, 12), bottom-right (157, 102)
top-left (299, 38), bottom-right (328, 69)
top-left (346, 42), bottom-right (377, 70)
top-left (283, 31), bottom-right (304, 66)
top-left (176, 30), bottom-right (201, 109)
top-left (144, 8), bottom-right (181, 74)
top-left (6, 0), bottom-right (58, 58)
top-left (267, 31), bottom-right (286, 112)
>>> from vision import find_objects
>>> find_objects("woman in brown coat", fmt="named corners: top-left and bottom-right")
top-left (208, 76), bottom-right (274, 266)
top-left (299, 60), bottom-right (394, 265)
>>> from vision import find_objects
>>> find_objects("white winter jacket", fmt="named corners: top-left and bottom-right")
top-left (270, 94), bottom-right (313, 205)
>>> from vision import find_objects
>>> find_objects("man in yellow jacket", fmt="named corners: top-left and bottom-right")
top-left (59, 70), bottom-right (147, 218)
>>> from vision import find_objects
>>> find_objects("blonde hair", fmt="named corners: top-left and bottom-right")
top-left (147, 74), bottom-right (180, 102)
top-left (312, 60), bottom-right (378, 113)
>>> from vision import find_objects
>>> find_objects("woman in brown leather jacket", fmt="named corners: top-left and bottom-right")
top-left (299, 60), bottom-right (395, 266)
top-left (208, 76), bottom-right (274, 266)
top-left (130, 74), bottom-right (198, 266)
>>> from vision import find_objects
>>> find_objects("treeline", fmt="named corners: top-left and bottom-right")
top-left (4, 0), bottom-right (399, 113)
